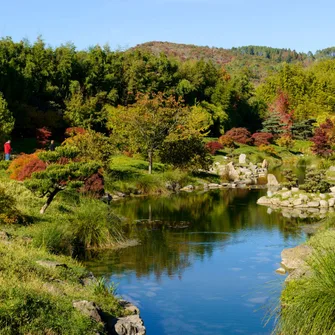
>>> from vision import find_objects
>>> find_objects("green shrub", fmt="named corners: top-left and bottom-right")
top-left (0, 187), bottom-right (27, 225)
top-left (0, 161), bottom-right (10, 170)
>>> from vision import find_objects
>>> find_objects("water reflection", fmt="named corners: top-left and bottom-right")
top-left (85, 189), bottom-right (308, 335)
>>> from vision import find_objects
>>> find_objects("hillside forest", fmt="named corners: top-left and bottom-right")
top-left (1, 38), bottom-right (335, 163)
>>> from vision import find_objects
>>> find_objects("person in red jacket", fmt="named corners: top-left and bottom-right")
top-left (4, 140), bottom-right (11, 161)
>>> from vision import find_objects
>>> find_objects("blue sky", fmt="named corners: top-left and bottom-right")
top-left (1, 0), bottom-right (334, 52)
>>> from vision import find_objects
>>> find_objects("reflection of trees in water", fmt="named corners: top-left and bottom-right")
top-left (86, 190), bottom-right (306, 279)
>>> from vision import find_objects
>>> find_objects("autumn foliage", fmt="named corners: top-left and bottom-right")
top-left (218, 135), bottom-right (234, 147)
top-left (80, 173), bottom-right (104, 197)
top-left (222, 128), bottom-right (252, 145)
top-left (311, 119), bottom-right (334, 156)
top-left (251, 132), bottom-right (273, 146)
top-left (205, 141), bottom-right (223, 155)
top-left (36, 127), bottom-right (52, 148)
top-left (8, 153), bottom-right (46, 181)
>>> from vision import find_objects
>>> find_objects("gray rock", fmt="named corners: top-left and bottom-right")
top-left (267, 190), bottom-right (273, 197)
top-left (320, 193), bottom-right (326, 199)
top-left (267, 174), bottom-right (279, 186)
top-left (73, 300), bottom-right (102, 323)
top-left (320, 200), bottom-right (329, 208)
top-left (114, 315), bottom-right (146, 335)
top-left (292, 198), bottom-right (303, 207)
top-left (281, 191), bottom-right (292, 199)
top-left (280, 200), bottom-right (291, 207)
top-left (239, 154), bottom-right (247, 164)
top-left (291, 187), bottom-right (299, 193)
top-left (275, 267), bottom-right (286, 275)
top-left (329, 198), bottom-right (335, 207)
top-left (270, 198), bottom-right (281, 206)
top-left (227, 162), bottom-right (239, 181)
top-left (330, 186), bottom-right (335, 193)
top-left (299, 194), bottom-right (309, 202)
top-left (281, 245), bottom-right (313, 272)
top-left (208, 183), bottom-right (221, 189)
top-left (257, 196), bottom-right (272, 205)
top-left (262, 159), bottom-right (269, 169)
top-left (119, 300), bottom-right (140, 315)
top-left (307, 201), bottom-right (320, 208)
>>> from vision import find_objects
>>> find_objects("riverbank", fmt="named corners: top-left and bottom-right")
top-left (275, 213), bottom-right (335, 334)
top-left (0, 168), bottom-right (146, 334)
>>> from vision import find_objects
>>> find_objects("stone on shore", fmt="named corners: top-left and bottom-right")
top-left (267, 174), bottom-right (279, 186)
top-left (281, 245), bottom-right (313, 272)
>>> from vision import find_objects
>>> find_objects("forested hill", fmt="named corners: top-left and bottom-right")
top-left (132, 42), bottom-right (335, 82)
top-left (132, 41), bottom-right (308, 64)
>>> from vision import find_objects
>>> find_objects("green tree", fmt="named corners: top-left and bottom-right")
top-left (0, 93), bottom-right (14, 142)
top-left (108, 93), bottom-right (211, 174)
top-left (24, 146), bottom-right (100, 214)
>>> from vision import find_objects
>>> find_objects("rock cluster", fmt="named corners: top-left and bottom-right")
top-left (210, 155), bottom-right (270, 186)
top-left (257, 187), bottom-right (335, 218)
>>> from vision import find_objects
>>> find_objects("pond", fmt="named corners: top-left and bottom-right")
top-left (85, 189), bottom-right (309, 335)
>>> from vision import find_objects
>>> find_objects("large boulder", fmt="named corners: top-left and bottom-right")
top-left (227, 162), bottom-right (239, 181)
top-left (73, 300), bottom-right (102, 323)
top-left (267, 174), bottom-right (279, 186)
top-left (281, 245), bottom-right (313, 272)
top-left (239, 154), bottom-right (247, 164)
top-left (114, 315), bottom-right (146, 335)
top-left (262, 159), bottom-right (269, 169)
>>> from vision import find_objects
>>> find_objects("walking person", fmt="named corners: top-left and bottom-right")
top-left (4, 140), bottom-right (12, 161)
top-left (49, 139), bottom-right (55, 151)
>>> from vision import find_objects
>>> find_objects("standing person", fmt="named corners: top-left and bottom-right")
top-left (4, 140), bottom-right (11, 161)
top-left (49, 140), bottom-right (55, 151)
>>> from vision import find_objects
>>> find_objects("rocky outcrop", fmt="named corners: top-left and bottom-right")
top-left (279, 245), bottom-right (313, 282)
top-left (267, 174), bottom-right (279, 186)
top-left (73, 300), bottom-right (102, 323)
top-left (73, 298), bottom-right (146, 335)
top-left (113, 315), bottom-right (146, 335)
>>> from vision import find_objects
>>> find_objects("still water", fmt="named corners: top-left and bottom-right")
top-left (86, 189), bottom-right (307, 335)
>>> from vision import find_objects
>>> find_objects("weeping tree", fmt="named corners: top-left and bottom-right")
top-left (24, 146), bottom-right (101, 214)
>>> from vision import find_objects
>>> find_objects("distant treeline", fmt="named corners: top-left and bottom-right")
top-left (0, 37), bottom-right (335, 141)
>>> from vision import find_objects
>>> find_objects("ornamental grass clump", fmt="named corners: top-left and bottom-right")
top-left (275, 247), bottom-right (335, 335)
top-left (70, 198), bottom-right (125, 249)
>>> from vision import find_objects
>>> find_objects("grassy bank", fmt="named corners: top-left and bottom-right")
top-left (275, 215), bottom-right (335, 335)
top-left (0, 168), bottom-right (131, 334)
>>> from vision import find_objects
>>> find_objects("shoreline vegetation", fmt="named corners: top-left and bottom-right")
top-left (1, 37), bottom-right (335, 333)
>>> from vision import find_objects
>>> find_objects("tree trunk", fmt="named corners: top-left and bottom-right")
top-left (40, 188), bottom-right (61, 214)
top-left (148, 149), bottom-right (153, 174)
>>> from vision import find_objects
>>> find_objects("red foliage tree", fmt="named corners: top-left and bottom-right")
top-left (218, 135), bottom-right (234, 147)
top-left (36, 127), bottom-right (52, 148)
top-left (65, 127), bottom-right (86, 137)
top-left (251, 132), bottom-right (273, 146)
top-left (80, 173), bottom-right (104, 197)
top-left (8, 153), bottom-right (47, 181)
top-left (205, 141), bottom-right (223, 155)
top-left (311, 119), bottom-right (334, 157)
top-left (223, 127), bottom-right (252, 145)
